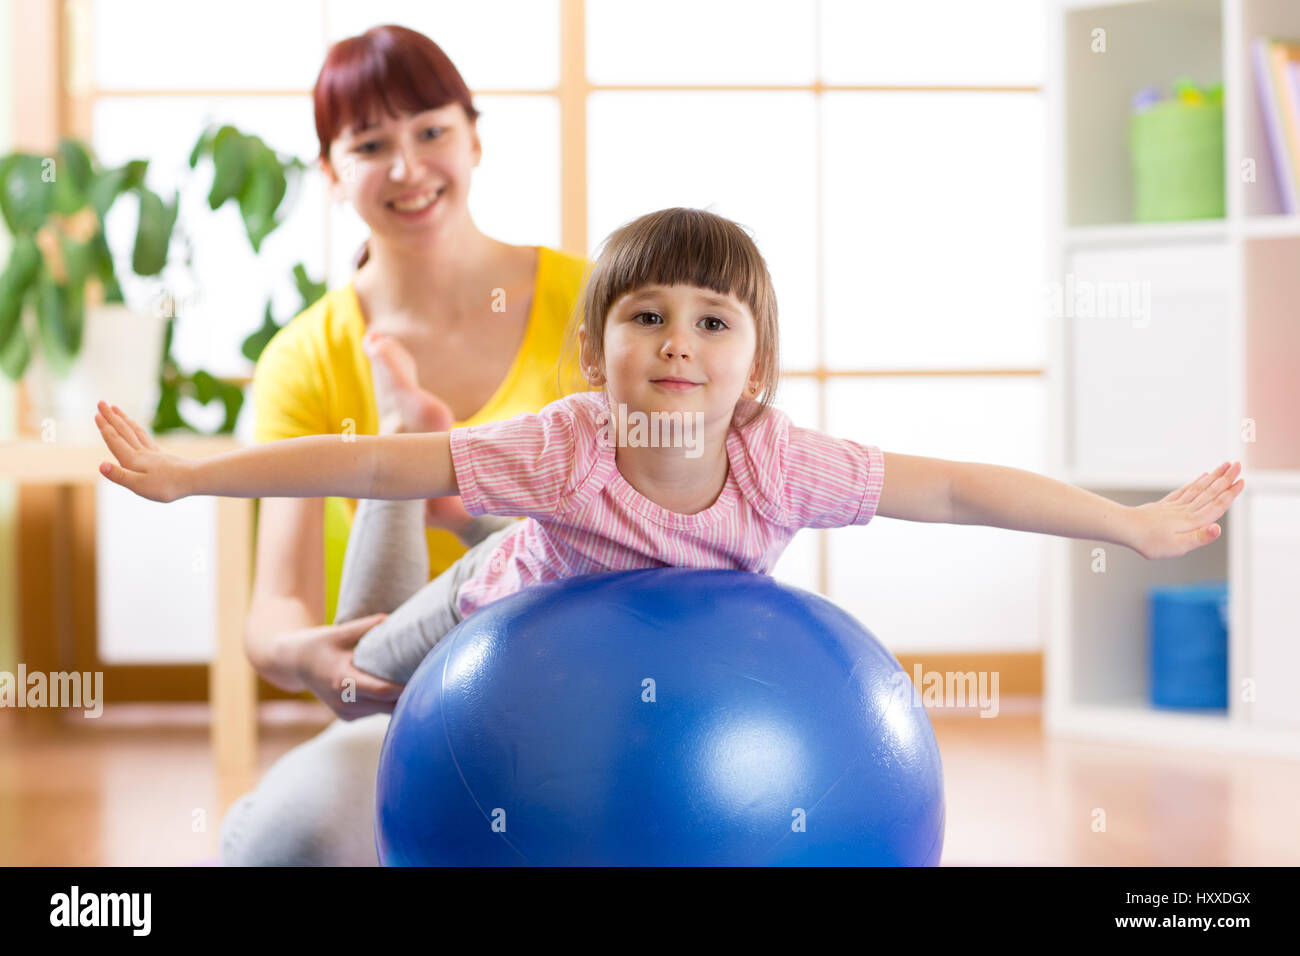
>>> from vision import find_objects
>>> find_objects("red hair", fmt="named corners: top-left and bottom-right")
top-left (313, 25), bottom-right (480, 267)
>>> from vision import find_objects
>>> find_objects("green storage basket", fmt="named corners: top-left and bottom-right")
top-left (1130, 100), bottom-right (1225, 221)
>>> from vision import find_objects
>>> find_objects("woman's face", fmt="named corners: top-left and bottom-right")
top-left (322, 102), bottom-right (480, 246)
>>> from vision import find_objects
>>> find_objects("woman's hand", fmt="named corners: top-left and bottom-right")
top-left (1130, 461), bottom-right (1244, 559)
top-left (273, 614), bottom-right (405, 720)
top-left (94, 401), bottom-right (192, 503)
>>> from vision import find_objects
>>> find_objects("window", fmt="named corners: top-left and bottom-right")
top-left (80, 0), bottom-right (1047, 652)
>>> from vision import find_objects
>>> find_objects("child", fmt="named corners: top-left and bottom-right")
top-left (95, 207), bottom-right (1245, 688)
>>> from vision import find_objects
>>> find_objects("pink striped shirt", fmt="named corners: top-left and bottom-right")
top-left (448, 390), bottom-right (885, 619)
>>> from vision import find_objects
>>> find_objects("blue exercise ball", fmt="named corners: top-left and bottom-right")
top-left (375, 569), bottom-right (945, 866)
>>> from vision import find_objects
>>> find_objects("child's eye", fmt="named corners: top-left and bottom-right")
top-left (354, 141), bottom-right (381, 154)
top-left (421, 127), bottom-right (444, 140)
top-left (631, 312), bottom-right (727, 331)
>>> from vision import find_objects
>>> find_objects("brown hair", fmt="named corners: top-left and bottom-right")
top-left (556, 208), bottom-right (781, 430)
top-left (312, 25), bottom-right (480, 268)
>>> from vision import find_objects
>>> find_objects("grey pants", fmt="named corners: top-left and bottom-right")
top-left (218, 503), bottom-right (519, 866)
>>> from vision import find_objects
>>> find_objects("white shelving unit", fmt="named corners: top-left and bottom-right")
top-left (1046, 0), bottom-right (1300, 758)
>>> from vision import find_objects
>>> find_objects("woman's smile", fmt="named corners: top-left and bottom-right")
top-left (387, 186), bottom-right (445, 217)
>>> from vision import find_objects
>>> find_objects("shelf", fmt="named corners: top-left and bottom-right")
top-left (1064, 0), bottom-right (1223, 227)
top-left (1245, 470), bottom-right (1300, 491)
top-left (1064, 243), bottom-right (1234, 480)
top-left (1064, 220), bottom-right (1228, 246)
top-left (1064, 488), bottom-right (1230, 712)
top-left (1066, 472), bottom-right (1213, 492)
top-left (0, 435), bottom-right (244, 483)
top-left (1060, 0), bottom-right (1165, 10)
top-left (1237, 0), bottom-right (1300, 217)
top-left (1068, 470), bottom-right (1300, 494)
top-left (1047, 701), bottom-right (1300, 758)
top-left (1239, 215), bottom-right (1300, 238)
top-left (1052, 0), bottom-right (1300, 758)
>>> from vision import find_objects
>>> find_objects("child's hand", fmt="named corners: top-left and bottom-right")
top-left (94, 400), bottom-right (192, 503)
top-left (1130, 461), bottom-right (1244, 559)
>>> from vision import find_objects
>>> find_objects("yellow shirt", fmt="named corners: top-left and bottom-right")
top-left (251, 245), bottom-right (592, 624)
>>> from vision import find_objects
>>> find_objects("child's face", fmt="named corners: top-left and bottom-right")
top-left (584, 283), bottom-right (760, 431)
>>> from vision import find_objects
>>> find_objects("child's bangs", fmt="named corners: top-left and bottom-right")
top-left (604, 214), bottom-right (766, 314)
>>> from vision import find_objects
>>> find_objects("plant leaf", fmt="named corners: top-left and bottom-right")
top-left (188, 125), bottom-right (217, 169)
top-left (241, 300), bottom-right (281, 362)
top-left (0, 236), bottom-right (41, 353)
top-left (152, 378), bottom-right (193, 433)
top-left (59, 234), bottom-right (95, 290)
top-left (58, 139), bottom-right (95, 193)
top-left (34, 275), bottom-right (81, 377)
top-left (0, 303), bottom-right (31, 380)
top-left (90, 232), bottom-right (123, 303)
top-left (209, 126), bottom-right (250, 210)
top-left (132, 187), bottom-right (177, 276)
top-left (87, 159), bottom-right (147, 220)
top-left (292, 263), bottom-right (326, 310)
top-left (237, 144), bottom-right (288, 251)
top-left (0, 154), bottom-right (54, 235)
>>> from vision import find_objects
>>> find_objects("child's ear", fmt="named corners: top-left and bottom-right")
top-left (577, 326), bottom-right (604, 385)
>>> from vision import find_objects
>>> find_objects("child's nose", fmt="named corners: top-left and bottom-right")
top-left (659, 328), bottom-right (690, 359)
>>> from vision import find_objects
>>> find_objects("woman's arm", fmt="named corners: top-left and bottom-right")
top-left (95, 401), bottom-right (458, 502)
top-left (245, 496), bottom-right (403, 717)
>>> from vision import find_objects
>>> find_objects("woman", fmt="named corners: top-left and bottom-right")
top-left (219, 24), bottom-right (590, 865)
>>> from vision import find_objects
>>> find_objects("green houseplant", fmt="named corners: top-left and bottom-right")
top-left (0, 140), bottom-right (174, 380)
top-left (0, 127), bottom-right (324, 437)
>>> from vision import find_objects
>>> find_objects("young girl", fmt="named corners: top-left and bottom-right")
top-left (95, 207), bottom-right (1245, 688)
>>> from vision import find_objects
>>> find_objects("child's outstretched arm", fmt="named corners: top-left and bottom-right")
top-left (94, 400), bottom-right (458, 503)
top-left (876, 452), bottom-right (1244, 560)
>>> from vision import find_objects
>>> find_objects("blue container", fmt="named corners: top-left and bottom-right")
top-left (1148, 581), bottom-right (1228, 710)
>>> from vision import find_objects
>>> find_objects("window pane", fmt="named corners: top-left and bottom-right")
top-left (325, 0), bottom-right (559, 90)
top-left (468, 95), bottom-right (561, 248)
top-left (821, 91), bottom-right (1045, 370)
top-left (824, 376), bottom-right (1046, 653)
top-left (588, 91), bottom-right (818, 371)
top-left (587, 0), bottom-right (815, 85)
top-left (93, 96), bottom-right (326, 384)
top-left (97, 485), bottom-right (216, 662)
top-left (820, 0), bottom-right (1045, 85)
top-left (93, 0), bottom-right (325, 89)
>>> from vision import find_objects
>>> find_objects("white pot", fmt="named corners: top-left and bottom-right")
top-left (23, 304), bottom-right (169, 443)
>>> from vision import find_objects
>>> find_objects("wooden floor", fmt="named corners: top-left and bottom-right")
top-left (2, 698), bottom-right (1297, 866)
